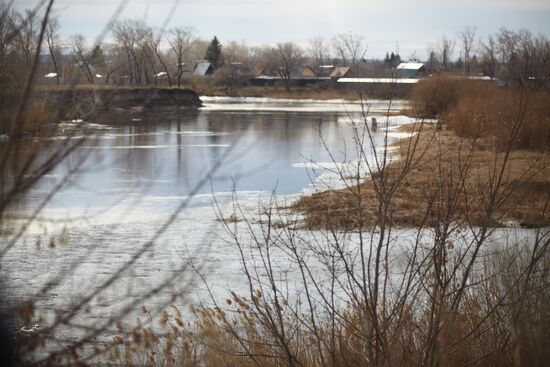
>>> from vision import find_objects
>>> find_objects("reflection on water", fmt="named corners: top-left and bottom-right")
top-left (6, 98), bottom-right (410, 221)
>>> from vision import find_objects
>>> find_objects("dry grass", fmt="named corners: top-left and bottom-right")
top-left (203, 84), bottom-right (366, 100)
top-left (0, 99), bottom-right (57, 135)
top-left (447, 88), bottom-right (550, 152)
top-left (293, 125), bottom-right (550, 230)
top-left (75, 246), bottom-right (549, 367)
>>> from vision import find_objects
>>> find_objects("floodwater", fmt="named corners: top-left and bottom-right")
top-left (0, 97), bottom-right (442, 351)
top-left (8, 97), bottom-right (412, 222)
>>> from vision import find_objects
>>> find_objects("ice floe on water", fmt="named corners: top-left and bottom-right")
top-left (40, 129), bottom-right (234, 143)
top-left (336, 113), bottom-right (436, 126)
top-left (170, 130), bottom-right (233, 136)
top-left (200, 96), bottom-right (408, 113)
top-left (81, 144), bottom-right (182, 149)
top-left (290, 161), bottom-right (345, 169)
top-left (80, 143), bottom-right (233, 149)
top-left (57, 120), bottom-right (111, 129)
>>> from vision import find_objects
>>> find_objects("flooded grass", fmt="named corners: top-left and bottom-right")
top-left (293, 125), bottom-right (550, 230)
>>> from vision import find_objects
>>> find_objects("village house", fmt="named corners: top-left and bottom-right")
top-left (193, 61), bottom-right (214, 76)
top-left (302, 65), bottom-right (317, 78)
top-left (330, 66), bottom-right (353, 79)
top-left (301, 65), bottom-right (334, 79)
top-left (396, 62), bottom-right (427, 78)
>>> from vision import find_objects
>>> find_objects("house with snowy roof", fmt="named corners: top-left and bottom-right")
top-left (396, 62), bottom-right (427, 78)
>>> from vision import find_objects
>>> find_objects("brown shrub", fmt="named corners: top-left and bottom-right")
top-left (447, 88), bottom-right (550, 151)
top-left (411, 75), bottom-right (550, 152)
top-left (409, 75), bottom-right (491, 117)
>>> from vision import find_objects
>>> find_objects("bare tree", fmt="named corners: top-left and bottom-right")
top-left (272, 42), bottom-right (303, 91)
top-left (0, 2), bottom-right (15, 55)
top-left (100, 43), bottom-right (123, 85)
top-left (480, 35), bottom-right (498, 79)
top-left (495, 28), bottom-right (550, 86)
top-left (150, 30), bottom-right (172, 86)
top-left (459, 26), bottom-right (476, 75)
top-left (0, 3), bottom-right (19, 105)
top-left (135, 25), bottom-right (156, 85)
top-left (332, 32), bottom-right (367, 72)
top-left (112, 20), bottom-right (138, 84)
top-left (16, 9), bottom-right (40, 68)
top-left (112, 19), bottom-right (152, 85)
top-left (308, 36), bottom-right (330, 66)
top-left (168, 27), bottom-right (195, 87)
top-left (135, 24), bottom-right (155, 85)
top-left (437, 34), bottom-right (455, 71)
top-left (223, 40), bottom-right (251, 64)
top-left (216, 40), bottom-right (253, 94)
top-left (45, 16), bottom-right (61, 84)
top-left (332, 33), bottom-right (347, 66)
top-left (69, 34), bottom-right (94, 84)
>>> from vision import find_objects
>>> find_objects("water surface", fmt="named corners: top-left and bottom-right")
top-left (1, 97), bottom-right (421, 348)
top-left (8, 97), bottom-right (411, 224)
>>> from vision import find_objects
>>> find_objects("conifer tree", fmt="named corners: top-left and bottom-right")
top-left (205, 36), bottom-right (222, 68)
top-left (394, 53), bottom-right (401, 67)
top-left (384, 52), bottom-right (390, 67)
top-left (91, 44), bottom-right (105, 67)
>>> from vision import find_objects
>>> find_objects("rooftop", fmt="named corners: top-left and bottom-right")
top-left (396, 62), bottom-right (424, 70)
top-left (338, 78), bottom-right (420, 84)
top-left (194, 62), bottom-right (213, 76)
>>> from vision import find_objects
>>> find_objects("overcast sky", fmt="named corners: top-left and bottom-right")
top-left (15, 0), bottom-right (550, 59)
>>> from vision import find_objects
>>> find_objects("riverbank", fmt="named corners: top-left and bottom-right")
top-left (292, 123), bottom-right (550, 229)
top-left (38, 86), bottom-right (202, 115)
top-left (0, 86), bottom-right (203, 136)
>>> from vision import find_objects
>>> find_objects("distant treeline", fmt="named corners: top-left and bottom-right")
top-left (1, 1), bottom-right (549, 95)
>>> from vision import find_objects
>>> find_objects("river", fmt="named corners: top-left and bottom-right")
top-left (0, 97), bottom-right (471, 353)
